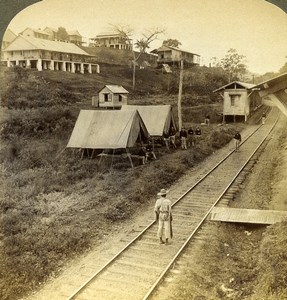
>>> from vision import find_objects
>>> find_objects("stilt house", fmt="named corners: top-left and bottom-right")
top-left (214, 81), bottom-right (261, 122)
top-left (95, 85), bottom-right (129, 109)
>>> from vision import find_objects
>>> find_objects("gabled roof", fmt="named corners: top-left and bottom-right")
top-left (151, 45), bottom-right (200, 57)
top-left (98, 85), bottom-right (129, 94)
top-left (20, 27), bottom-right (49, 36)
top-left (68, 30), bottom-right (82, 37)
top-left (3, 35), bottom-right (90, 56)
top-left (121, 105), bottom-right (176, 136)
top-left (213, 81), bottom-right (256, 92)
top-left (2, 28), bottom-right (17, 43)
top-left (44, 27), bottom-right (58, 32)
top-left (67, 110), bottom-right (149, 149)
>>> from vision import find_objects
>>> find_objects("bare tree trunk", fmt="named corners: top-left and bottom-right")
top-left (133, 60), bottom-right (136, 90)
top-left (178, 59), bottom-right (183, 130)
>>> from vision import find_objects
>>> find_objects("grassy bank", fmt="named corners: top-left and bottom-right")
top-left (0, 65), bottom-right (242, 300)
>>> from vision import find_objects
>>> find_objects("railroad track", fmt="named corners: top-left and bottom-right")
top-left (66, 108), bottom-right (279, 300)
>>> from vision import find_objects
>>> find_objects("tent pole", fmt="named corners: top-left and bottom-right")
top-left (110, 149), bottom-right (115, 170)
top-left (126, 148), bottom-right (134, 168)
top-left (98, 149), bottom-right (105, 166)
top-left (81, 149), bottom-right (85, 160)
top-left (90, 149), bottom-right (95, 159)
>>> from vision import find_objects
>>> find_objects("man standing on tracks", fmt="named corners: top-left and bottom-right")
top-left (234, 130), bottom-right (242, 152)
top-left (154, 189), bottom-right (173, 244)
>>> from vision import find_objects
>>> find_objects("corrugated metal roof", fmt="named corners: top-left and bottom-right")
top-left (252, 73), bottom-right (287, 90)
top-left (210, 207), bottom-right (287, 224)
top-left (95, 31), bottom-right (121, 38)
top-left (67, 110), bottom-right (149, 149)
top-left (155, 45), bottom-right (200, 57)
top-left (121, 105), bottom-right (176, 136)
top-left (213, 81), bottom-right (256, 92)
top-left (3, 35), bottom-right (90, 56)
top-left (252, 73), bottom-right (287, 117)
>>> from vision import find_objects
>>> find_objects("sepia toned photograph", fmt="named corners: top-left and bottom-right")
top-left (0, 0), bottom-right (287, 299)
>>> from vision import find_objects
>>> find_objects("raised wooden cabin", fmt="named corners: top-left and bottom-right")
top-left (93, 85), bottom-right (129, 109)
top-left (214, 81), bottom-right (262, 122)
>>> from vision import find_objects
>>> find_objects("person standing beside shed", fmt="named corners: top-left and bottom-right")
top-left (154, 189), bottom-right (172, 244)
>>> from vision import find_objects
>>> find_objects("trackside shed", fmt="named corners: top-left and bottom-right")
top-left (214, 81), bottom-right (260, 122)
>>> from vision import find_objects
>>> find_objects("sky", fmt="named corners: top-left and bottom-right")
top-left (5, 0), bottom-right (287, 75)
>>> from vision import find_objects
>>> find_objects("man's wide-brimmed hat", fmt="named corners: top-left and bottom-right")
top-left (158, 188), bottom-right (169, 196)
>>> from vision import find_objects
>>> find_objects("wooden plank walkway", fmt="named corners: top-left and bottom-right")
top-left (210, 207), bottom-right (287, 224)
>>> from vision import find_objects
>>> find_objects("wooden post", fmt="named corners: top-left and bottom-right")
top-left (126, 148), bottom-right (134, 168)
top-left (178, 59), bottom-right (183, 130)
top-left (110, 149), bottom-right (115, 170)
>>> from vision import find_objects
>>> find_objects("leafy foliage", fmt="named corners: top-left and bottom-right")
top-left (57, 26), bottom-right (69, 41)
top-left (162, 39), bottom-right (182, 47)
top-left (217, 48), bottom-right (248, 82)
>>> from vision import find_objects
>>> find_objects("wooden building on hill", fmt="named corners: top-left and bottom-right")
top-left (20, 27), bottom-right (50, 40)
top-left (214, 81), bottom-right (262, 122)
top-left (92, 85), bottom-right (129, 109)
top-left (89, 32), bottom-right (132, 50)
top-left (1, 35), bottom-right (99, 74)
top-left (151, 45), bottom-right (200, 67)
top-left (67, 30), bottom-right (83, 45)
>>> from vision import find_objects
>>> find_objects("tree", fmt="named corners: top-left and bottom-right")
top-left (111, 24), bottom-right (165, 90)
top-left (57, 27), bottom-right (69, 41)
top-left (162, 39), bottom-right (182, 48)
top-left (217, 48), bottom-right (248, 82)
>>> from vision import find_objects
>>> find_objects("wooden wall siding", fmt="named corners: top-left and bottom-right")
top-left (223, 89), bottom-right (249, 116)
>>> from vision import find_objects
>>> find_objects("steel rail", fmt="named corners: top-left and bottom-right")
top-left (66, 110), bottom-right (277, 300)
top-left (142, 111), bottom-right (279, 300)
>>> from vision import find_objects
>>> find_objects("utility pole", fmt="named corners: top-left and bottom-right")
top-left (178, 59), bottom-right (183, 130)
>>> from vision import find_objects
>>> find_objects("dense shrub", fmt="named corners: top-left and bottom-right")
top-left (210, 127), bottom-right (235, 149)
top-left (252, 221), bottom-right (287, 298)
top-left (0, 107), bottom-right (75, 139)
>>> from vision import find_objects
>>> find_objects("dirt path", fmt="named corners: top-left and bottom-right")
top-left (23, 117), bottom-right (287, 300)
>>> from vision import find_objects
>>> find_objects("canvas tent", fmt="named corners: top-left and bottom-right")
top-left (121, 105), bottom-right (176, 137)
top-left (67, 109), bottom-right (149, 166)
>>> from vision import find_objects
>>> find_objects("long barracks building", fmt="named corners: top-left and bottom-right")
top-left (1, 35), bottom-right (100, 74)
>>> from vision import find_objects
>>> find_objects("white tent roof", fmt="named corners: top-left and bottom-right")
top-left (67, 110), bottom-right (149, 149)
top-left (121, 105), bottom-right (176, 136)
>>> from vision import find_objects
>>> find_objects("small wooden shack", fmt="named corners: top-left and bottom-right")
top-left (94, 85), bottom-right (129, 109)
top-left (214, 81), bottom-right (261, 122)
